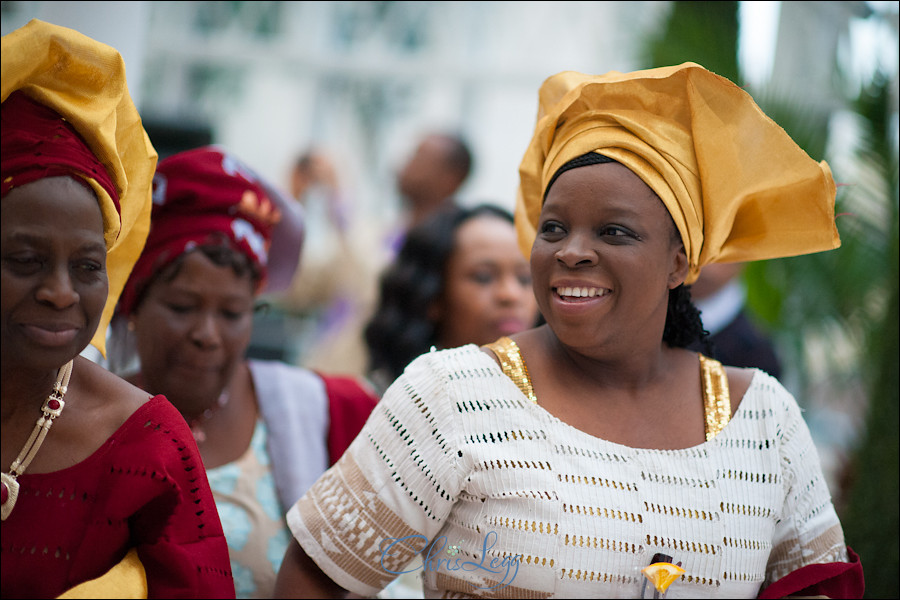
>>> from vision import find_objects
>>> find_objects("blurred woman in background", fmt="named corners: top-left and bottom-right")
top-left (364, 203), bottom-right (540, 394)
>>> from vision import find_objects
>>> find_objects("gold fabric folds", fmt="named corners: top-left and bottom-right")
top-left (57, 548), bottom-right (148, 599)
top-left (515, 63), bottom-right (841, 284)
top-left (2, 19), bottom-right (156, 355)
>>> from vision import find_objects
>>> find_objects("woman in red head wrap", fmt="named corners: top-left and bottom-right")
top-left (111, 145), bottom-right (380, 599)
top-left (1, 20), bottom-right (235, 599)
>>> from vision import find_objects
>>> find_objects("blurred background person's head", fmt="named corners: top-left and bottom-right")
top-left (365, 202), bottom-right (538, 393)
top-left (290, 149), bottom-right (340, 205)
top-left (396, 131), bottom-right (473, 228)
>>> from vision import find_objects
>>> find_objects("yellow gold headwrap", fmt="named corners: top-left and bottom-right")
top-left (2, 19), bottom-right (157, 356)
top-left (515, 63), bottom-right (841, 285)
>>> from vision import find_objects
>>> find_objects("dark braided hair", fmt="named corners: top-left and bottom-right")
top-left (548, 152), bottom-right (710, 351)
top-left (664, 283), bottom-right (711, 352)
top-left (364, 203), bottom-right (517, 387)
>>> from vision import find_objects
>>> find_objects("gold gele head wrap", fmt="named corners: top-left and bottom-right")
top-left (1, 19), bottom-right (157, 356)
top-left (515, 62), bottom-right (841, 284)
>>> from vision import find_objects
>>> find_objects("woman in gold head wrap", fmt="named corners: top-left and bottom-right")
top-left (1, 20), bottom-right (234, 598)
top-left (274, 64), bottom-right (862, 599)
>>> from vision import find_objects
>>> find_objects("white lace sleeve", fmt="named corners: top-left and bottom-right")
top-left (285, 349), bottom-right (467, 596)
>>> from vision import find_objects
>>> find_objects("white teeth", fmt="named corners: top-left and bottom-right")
top-left (558, 287), bottom-right (603, 298)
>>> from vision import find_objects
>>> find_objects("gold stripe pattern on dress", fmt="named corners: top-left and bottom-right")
top-left (484, 336), bottom-right (537, 403)
top-left (699, 354), bottom-right (731, 441)
top-left (485, 337), bottom-right (733, 441)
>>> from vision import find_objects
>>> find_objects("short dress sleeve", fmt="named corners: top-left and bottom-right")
top-left (285, 350), bottom-right (467, 597)
top-left (764, 381), bottom-right (849, 586)
top-left (101, 396), bottom-right (236, 598)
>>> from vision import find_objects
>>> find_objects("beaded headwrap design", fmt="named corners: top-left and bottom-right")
top-left (117, 146), bottom-right (304, 317)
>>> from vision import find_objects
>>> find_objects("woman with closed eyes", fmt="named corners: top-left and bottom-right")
top-left (112, 146), bottom-right (379, 599)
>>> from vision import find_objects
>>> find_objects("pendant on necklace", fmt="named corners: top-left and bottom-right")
top-left (1, 472), bottom-right (20, 520)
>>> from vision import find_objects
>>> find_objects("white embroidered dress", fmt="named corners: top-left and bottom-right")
top-left (286, 344), bottom-right (847, 598)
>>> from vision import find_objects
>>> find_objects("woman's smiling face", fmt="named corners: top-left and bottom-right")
top-left (1, 176), bottom-right (108, 371)
top-left (530, 161), bottom-right (687, 355)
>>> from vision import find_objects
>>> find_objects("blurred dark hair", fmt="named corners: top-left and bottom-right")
top-left (364, 203), bottom-right (514, 385)
top-left (547, 152), bottom-right (710, 351)
top-left (438, 132), bottom-right (473, 182)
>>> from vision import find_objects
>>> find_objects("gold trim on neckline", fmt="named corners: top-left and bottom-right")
top-left (699, 354), bottom-right (731, 441)
top-left (484, 337), bottom-right (733, 441)
top-left (484, 336), bottom-right (537, 403)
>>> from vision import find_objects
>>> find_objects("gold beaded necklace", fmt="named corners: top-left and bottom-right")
top-left (1, 360), bottom-right (74, 521)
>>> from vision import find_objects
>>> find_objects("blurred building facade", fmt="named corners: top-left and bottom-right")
top-left (1, 1), bottom-right (666, 221)
top-left (4, 1), bottom-right (893, 223)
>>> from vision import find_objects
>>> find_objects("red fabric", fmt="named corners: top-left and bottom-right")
top-left (1, 396), bottom-right (235, 599)
top-left (318, 374), bottom-right (380, 465)
top-left (0, 91), bottom-right (119, 209)
top-left (757, 547), bottom-right (864, 599)
top-left (117, 146), bottom-right (281, 316)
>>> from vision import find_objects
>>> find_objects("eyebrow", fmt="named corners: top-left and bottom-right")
top-left (8, 232), bottom-right (107, 254)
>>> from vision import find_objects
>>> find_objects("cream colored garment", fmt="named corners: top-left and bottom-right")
top-left (516, 63), bottom-right (841, 284)
top-left (287, 344), bottom-right (847, 598)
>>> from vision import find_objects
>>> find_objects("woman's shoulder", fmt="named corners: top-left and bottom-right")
top-left (77, 355), bottom-right (151, 412)
top-left (392, 344), bottom-right (524, 414)
top-left (248, 358), bottom-right (378, 396)
top-left (724, 364), bottom-right (755, 416)
top-left (63, 357), bottom-right (157, 452)
top-left (411, 343), bottom-right (496, 368)
top-left (36, 360), bottom-right (190, 476)
top-left (401, 344), bottom-right (504, 385)
top-left (248, 357), bottom-right (324, 389)
top-left (732, 367), bottom-right (809, 432)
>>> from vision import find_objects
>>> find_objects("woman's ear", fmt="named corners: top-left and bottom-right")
top-left (668, 244), bottom-right (689, 290)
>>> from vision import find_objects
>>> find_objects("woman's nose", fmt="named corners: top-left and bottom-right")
top-left (35, 265), bottom-right (79, 308)
top-left (189, 312), bottom-right (222, 348)
top-left (496, 273), bottom-right (529, 303)
top-left (555, 233), bottom-right (598, 267)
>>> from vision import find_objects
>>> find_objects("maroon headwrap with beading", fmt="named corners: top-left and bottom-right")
top-left (117, 146), bottom-right (302, 316)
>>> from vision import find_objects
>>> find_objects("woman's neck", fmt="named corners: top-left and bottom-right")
top-left (541, 326), bottom-right (676, 391)
top-left (1, 359), bottom-right (74, 422)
